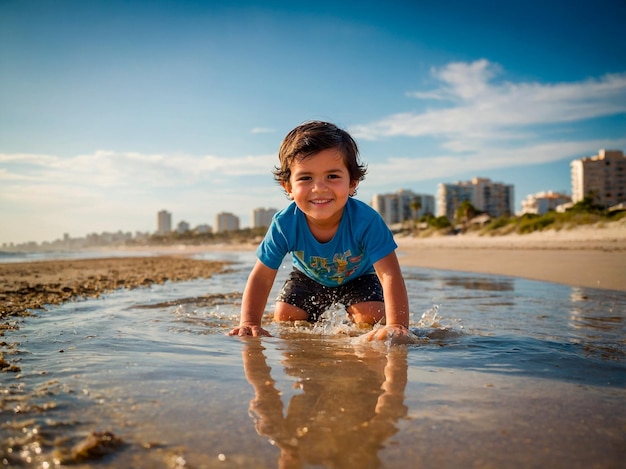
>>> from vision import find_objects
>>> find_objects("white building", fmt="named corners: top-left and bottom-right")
top-left (371, 190), bottom-right (435, 225)
top-left (215, 212), bottom-right (240, 233)
top-left (520, 191), bottom-right (572, 215)
top-left (437, 177), bottom-right (514, 220)
top-left (571, 149), bottom-right (626, 208)
top-left (252, 207), bottom-right (278, 229)
top-left (157, 210), bottom-right (172, 235)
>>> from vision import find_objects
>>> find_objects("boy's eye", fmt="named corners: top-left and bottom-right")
top-left (327, 174), bottom-right (340, 179)
top-left (297, 176), bottom-right (312, 181)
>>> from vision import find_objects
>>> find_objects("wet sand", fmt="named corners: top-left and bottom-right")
top-left (0, 256), bottom-right (228, 319)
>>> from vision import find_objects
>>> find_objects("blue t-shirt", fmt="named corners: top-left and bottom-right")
top-left (257, 197), bottom-right (397, 287)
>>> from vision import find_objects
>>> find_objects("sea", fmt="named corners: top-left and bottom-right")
top-left (1, 249), bottom-right (625, 468)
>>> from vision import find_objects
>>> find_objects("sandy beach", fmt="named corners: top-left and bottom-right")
top-left (396, 220), bottom-right (626, 292)
top-left (1, 221), bottom-right (624, 320)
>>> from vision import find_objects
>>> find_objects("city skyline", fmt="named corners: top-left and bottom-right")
top-left (1, 1), bottom-right (625, 245)
top-left (1, 148), bottom-right (623, 247)
top-left (3, 152), bottom-right (615, 250)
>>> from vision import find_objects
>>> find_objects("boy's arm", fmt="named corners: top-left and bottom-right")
top-left (366, 251), bottom-right (412, 343)
top-left (229, 260), bottom-right (278, 337)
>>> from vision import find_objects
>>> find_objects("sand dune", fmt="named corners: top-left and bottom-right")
top-left (395, 220), bottom-right (626, 291)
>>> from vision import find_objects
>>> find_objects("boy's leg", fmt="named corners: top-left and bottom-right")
top-left (347, 301), bottom-right (385, 325)
top-left (274, 301), bottom-right (309, 322)
top-left (340, 274), bottom-right (385, 325)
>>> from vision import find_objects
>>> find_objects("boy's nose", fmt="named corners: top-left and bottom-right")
top-left (312, 179), bottom-right (328, 191)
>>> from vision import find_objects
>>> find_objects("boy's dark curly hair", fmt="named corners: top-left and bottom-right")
top-left (273, 121), bottom-right (367, 186)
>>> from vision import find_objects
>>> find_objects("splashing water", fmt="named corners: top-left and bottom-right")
top-left (310, 303), bottom-right (350, 334)
top-left (285, 301), bottom-right (452, 345)
top-left (419, 304), bottom-right (441, 327)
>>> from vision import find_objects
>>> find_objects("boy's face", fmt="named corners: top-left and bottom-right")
top-left (282, 148), bottom-right (358, 226)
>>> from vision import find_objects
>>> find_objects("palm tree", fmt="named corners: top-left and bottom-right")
top-left (410, 198), bottom-right (422, 233)
top-left (455, 200), bottom-right (478, 232)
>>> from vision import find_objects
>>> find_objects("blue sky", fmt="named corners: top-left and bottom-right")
top-left (1, 0), bottom-right (625, 245)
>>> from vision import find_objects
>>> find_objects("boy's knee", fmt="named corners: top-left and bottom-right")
top-left (274, 301), bottom-right (309, 322)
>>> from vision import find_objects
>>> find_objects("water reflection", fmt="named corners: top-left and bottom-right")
top-left (567, 286), bottom-right (626, 361)
top-left (241, 339), bottom-right (408, 469)
top-left (443, 276), bottom-right (514, 291)
top-left (568, 286), bottom-right (624, 332)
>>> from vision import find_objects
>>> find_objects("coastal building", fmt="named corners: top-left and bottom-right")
top-left (86, 231), bottom-right (132, 246)
top-left (157, 210), bottom-right (172, 235)
top-left (571, 149), bottom-right (626, 208)
top-left (195, 224), bottom-right (212, 234)
top-left (437, 177), bottom-right (514, 220)
top-left (252, 207), bottom-right (278, 229)
top-left (176, 221), bottom-right (190, 234)
top-left (215, 212), bottom-right (240, 233)
top-left (520, 191), bottom-right (572, 215)
top-left (372, 190), bottom-right (435, 226)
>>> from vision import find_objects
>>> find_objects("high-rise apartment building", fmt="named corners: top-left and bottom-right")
top-left (252, 208), bottom-right (278, 229)
top-left (215, 212), bottom-right (240, 233)
top-left (571, 149), bottom-right (625, 208)
top-left (437, 177), bottom-right (514, 220)
top-left (372, 189), bottom-right (435, 225)
top-left (157, 210), bottom-right (172, 235)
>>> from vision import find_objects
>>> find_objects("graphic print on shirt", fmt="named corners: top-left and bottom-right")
top-left (293, 250), bottom-right (363, 285)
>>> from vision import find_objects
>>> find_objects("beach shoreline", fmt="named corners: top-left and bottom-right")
top-left (117, 221), bottom-right (625, 291)
top-left (1, 221), bottom-right (624, 320)
top-left (0, 256), bottom-right (228, 319)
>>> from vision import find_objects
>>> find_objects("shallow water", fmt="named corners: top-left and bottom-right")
top-left (1, 250), bottom-right (625, 468)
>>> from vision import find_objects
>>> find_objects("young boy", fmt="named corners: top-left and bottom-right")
top-left (229, 121), bottom-right (411, 343)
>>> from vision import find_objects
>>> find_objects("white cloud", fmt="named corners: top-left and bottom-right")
top-left (0, 151), bottom-right (276, 189)
top-left (365, 138), bottom-right (626, 188)
top-left (0, 152), bottom-right (281, 243)
top-left (351, 60), bottom-right (626, 149)
top-left (0, 150), bottom-right (278, 242)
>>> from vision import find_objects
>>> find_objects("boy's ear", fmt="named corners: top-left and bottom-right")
top-left (350, 180), bottom-right (359, 195)
top-left (281, 181), bottom-right (292, 197)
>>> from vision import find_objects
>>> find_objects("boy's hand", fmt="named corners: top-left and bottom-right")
top-left (228, 325), bottom-right (271, 337)
top-left (361, 324), bottom-right (413, 345)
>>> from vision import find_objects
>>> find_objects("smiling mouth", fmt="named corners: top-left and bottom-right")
top-left (310, 199), bottom-right (332, 205)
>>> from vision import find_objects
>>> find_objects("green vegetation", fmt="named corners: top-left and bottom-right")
top-left (483, 208), bottom-right (624, 236)
top-left (418, 214), bottom-right (452, 231)
top-left (455, 200), bottom-right (479, 226)
top-left (483, 197), bottom-right (624, 236)
top-left (398, 197), bottom-right (625, 238)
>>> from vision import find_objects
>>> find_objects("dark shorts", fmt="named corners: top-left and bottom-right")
top-left (276, 269), bottom-right (384, 322)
